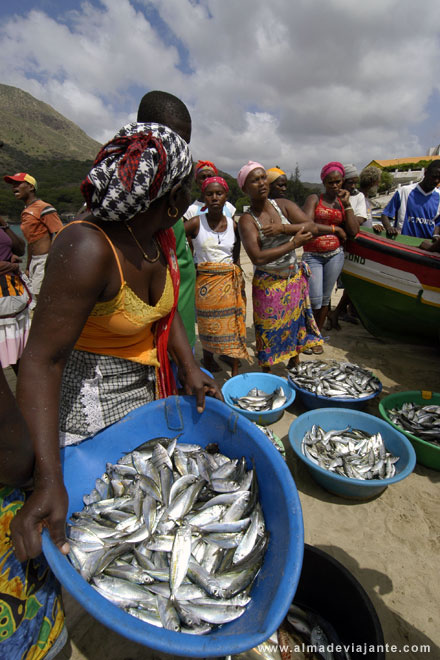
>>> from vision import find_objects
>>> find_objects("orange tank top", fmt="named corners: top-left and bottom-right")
top-left (66, 221), bottom-right (174, 366)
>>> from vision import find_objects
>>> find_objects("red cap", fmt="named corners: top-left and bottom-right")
top-left (4, 172), bottom-right (37, 189)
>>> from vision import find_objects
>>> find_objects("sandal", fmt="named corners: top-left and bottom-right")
top-left (312, 345), bottom-right (324, 355)
top-left (301, 347), bottom-right (313, 355)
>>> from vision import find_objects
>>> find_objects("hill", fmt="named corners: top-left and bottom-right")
top-left (0, 84), bottom-right (100, 220)
top-left (0, 84), bottom-right (100, 161)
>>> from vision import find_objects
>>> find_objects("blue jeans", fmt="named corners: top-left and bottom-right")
top-left (302, 249), bottom-right (344, 309)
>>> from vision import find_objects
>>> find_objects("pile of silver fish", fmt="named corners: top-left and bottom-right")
top-left (67, 436), bottom-right (268, 634)
top-left (388, 402), bottom-right (440, 446)
top-left (288, 361), bottom-right (381, 399)
top-left (302, 425), bottom-right (399, 480)
top-left (230, 603), bottom-right (349, 660)
top-left (232, 387), bottom-right (287, 412)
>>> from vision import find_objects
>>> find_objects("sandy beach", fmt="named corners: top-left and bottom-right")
top-left (4, 249), bottom-right (439, 660)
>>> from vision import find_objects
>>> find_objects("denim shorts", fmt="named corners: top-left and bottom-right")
top-left (302, 248), bottom-right (344, 309)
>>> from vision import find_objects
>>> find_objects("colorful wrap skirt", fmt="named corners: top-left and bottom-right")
top-left (195, 262), bottom-right (249, 360)
top-left (0, 272), bottom-right (31, 368)
top-left (0, 486), bottom-right (65, 659)
top-left (252, 264), bottom-right (323, 366)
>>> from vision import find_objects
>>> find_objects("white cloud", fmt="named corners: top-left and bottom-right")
top-left (1, 0), bottom-right (439, 180)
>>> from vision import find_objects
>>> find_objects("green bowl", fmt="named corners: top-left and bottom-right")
top-left (379, 391), bottom-right (440, 471)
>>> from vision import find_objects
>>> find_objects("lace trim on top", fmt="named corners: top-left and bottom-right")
top-left (90, 269), bottom-right (173, 327)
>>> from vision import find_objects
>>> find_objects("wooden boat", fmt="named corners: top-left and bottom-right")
top-left (341, 228), bottom-right (440, 344)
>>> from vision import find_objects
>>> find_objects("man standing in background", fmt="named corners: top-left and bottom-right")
top-left (379, 160), bottom-right (440, 238)
top-left (136, 91), bottom-right (197, 350)
top-left (4, 172), bottom-right (63, 307)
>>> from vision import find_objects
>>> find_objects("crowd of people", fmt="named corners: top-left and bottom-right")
top-left (0, 89), bottom-right (439, 658)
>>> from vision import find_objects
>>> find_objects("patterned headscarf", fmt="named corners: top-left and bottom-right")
top-left (266, 167), bottom-right (286, 185)
top-left (195, 160), bottom-right (218, 176)
top-left (81, 122), bottom-right (192, 222)
top-left (201, 176), bottom-right (229, 195)
top-left (320, 161), bottom-right (345, 182)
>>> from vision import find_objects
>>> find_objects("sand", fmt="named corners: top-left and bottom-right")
top-left (4, 250), bottom-right (439, 660)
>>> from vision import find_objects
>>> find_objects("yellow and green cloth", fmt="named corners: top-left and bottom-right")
top-left (0, 485), bottom-right (64, 659)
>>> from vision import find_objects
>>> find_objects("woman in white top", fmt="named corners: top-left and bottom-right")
top-left (185, 177), bottom-right (249, 376)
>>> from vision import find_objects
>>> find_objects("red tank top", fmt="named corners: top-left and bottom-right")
top-left (303, 195), bottom-right (345, 253)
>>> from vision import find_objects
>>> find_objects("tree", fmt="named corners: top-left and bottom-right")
top-left (286, 163), bottom-right (311, 206)
top-left (378, 170), bottom-right (393, 193)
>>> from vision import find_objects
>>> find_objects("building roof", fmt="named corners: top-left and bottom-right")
top-left (366, 155), bottom-right (440, 169)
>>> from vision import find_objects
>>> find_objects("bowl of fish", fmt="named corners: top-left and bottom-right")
top-left (287, 360), bottom-right (382, 410)
top-left (42, 395), bottom-right (304, 657)
top-left (221, 373), bottom-right (295, 425)
top-left (288, 408), bottom-right (416, 499)
top-left (379, 390), bottom-right (440, 471)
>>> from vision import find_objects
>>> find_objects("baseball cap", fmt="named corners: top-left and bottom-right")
top-left (4, 172), bottom-right (37, 189)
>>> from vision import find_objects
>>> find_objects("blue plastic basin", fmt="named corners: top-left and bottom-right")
top-left (287, 374), bottom-right (382, 411)
top-left (288, 408), bottom-right (416, 500)
top-left (222, 372), bottom-right (295, 425)
top-left (43, 396), bottom-right (304, 657)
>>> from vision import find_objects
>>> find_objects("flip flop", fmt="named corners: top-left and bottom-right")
top-left (312, 345), bottom-right (324, 354)
top-left (301, 347), bottom-right (313, 355)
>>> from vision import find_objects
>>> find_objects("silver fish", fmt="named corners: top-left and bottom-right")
top-left (302, 425), bottom-right (398, 480)
top-left (232, 387), bottom-right (287, 412)
top-left (289, 360), bottom-right (381, 399)
top-left (388, 402), bottom-right (440, 446)
top-left (67, 437), bottom-right (267, 634)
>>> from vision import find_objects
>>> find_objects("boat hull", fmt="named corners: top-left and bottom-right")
top-left (341, 229), bottom-right (440, 344)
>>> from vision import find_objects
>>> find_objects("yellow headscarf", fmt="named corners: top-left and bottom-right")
top-left (266, 167), bottom-right (286, 185)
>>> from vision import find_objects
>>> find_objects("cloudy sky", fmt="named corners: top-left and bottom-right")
top-left (1, 0), bottom-right (439, 181)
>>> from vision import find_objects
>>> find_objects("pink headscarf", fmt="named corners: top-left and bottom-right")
top-left (320, 161), bottom-right (345, 182)
top-left (237, 161), bottom-right (265, 190)
top-left (201, 176), bottom-right (229, 194)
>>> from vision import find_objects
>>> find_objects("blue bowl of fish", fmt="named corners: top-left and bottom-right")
top-left (287, 360), bottom-right (382, 410)
top-left (42, 395), bottom-right (304, 657)
top-left (222, 372), bottom-right (295, 425)
top-left (288, 408), bottom-right (416, 500)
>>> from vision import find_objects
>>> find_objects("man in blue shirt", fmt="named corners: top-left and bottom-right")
top-left (380, 160), bottom-right (440, 238)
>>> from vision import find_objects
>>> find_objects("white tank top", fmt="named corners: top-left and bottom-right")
top-left (192, 213), bottom-right (235, 264)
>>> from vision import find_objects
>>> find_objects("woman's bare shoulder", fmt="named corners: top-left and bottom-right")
top-left (49, 221), bottom-right (115, 280)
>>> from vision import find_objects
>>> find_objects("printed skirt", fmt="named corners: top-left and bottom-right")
top-left (0, 486), bottom-right (65, 660)
top-left (252, 265), bottom-right (323, 366)
top-left (0, 273), bottom-right (31, 368)
top-left (196, 262), bottom-right (249, 360)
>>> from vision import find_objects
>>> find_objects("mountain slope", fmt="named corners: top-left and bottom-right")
top-left (0, 84), bottom-right (100, 160)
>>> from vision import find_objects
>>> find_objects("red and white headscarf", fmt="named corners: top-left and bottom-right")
top-left (81, 122), bottom-right (192, 223)
top-left (201, 176), bottom-right (229, 195)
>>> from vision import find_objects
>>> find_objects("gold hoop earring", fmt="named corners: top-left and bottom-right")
top-left (167, 206), bottom-right (179, 218)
